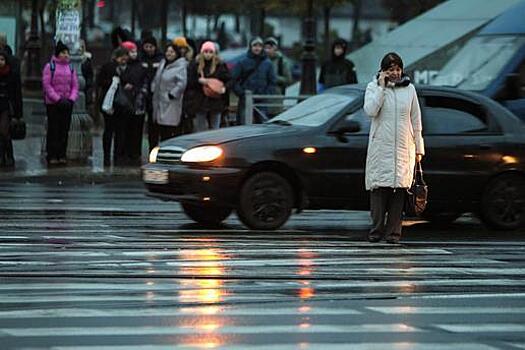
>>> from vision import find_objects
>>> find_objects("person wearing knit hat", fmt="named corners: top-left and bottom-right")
top-left (231, 36), bottom-right (276, 124)
top-left (184, 41), bottom-right (230, 132)
top-left (120, 41), bottom-right (137, 52)
top-left (97, 47), bottom-right (130, 166)
top-left (139, 35), bottom-right (164, 151)
top-left (173, 37), bottom-right (194, 63)
top-left (54, 41), bottom-right (69, 58)
top-left (172, 37), bottom-right (189, 48)
top-left (264, 36), bottom-right (292, 96)
top-left (42, 40), bottom-right (79, 165)
top-left (250, 37), bottom-right (264, 48)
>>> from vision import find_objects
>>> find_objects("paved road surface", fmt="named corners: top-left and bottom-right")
top-left (0, 180), bottom-right (524, 349)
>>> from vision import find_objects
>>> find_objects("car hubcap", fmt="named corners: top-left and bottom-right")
top-left (250, 179), bottom-right (287, 223)
top-left (488, 179), bottom-right (525, 225)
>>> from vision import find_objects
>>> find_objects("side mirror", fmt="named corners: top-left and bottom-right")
top-left (334, 120), bottom-right (361, 134)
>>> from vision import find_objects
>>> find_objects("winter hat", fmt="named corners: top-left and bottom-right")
top-left (381, 52), bottom-right (404, 71)
top-left (173, 37), bottom-right (189, 48)
top-left (142, 36), bottom-right (158, 48)
top-left (54, 41), bottom-right (69, 57)
top-left (250, 37), bottom-right (264, 47)
top-left (264, 37), bottom-right (278, 47)
top-left (121, 41), bottom-right (137, 51)
top-left (112, 47), bottom-right (129, 59)
top-left (200, 41), bottom-right (216, 54)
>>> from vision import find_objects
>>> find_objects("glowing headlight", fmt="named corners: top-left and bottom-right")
top-left (149, 146), bottom-right (160, 163)
top-left (181, 146), bottom-right (223, 163)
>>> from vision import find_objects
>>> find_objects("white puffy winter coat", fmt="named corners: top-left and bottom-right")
top-left (364, 78), bottom-right (425, 191)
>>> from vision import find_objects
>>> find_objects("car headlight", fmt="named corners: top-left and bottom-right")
top-left (149, 146), bottom-right (160, 163)
top-left (181, 146), bottom-right (223, 163)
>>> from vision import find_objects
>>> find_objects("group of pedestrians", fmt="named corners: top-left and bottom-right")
top-left (2, 31), bottom-right (361, 169)
top-left (97, 33), bottom-right (297, 165)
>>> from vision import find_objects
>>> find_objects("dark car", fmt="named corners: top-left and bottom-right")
top-left (142, 85), bottom-right (525, 231)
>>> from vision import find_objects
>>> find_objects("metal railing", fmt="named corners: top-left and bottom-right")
top-left (241, 91), bottom-right (312, 125)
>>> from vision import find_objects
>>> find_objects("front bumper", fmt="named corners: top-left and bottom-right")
top-left (142, 163), bottom-right (246, 207)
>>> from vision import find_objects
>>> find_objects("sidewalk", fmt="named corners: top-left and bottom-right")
top-left (0, 134), bottom-right (144, 183)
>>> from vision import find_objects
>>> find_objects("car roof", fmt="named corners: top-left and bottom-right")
top-left (326, 83), bottom-right (496, 100)
top-left (326, 84), bottom-right (525, 132)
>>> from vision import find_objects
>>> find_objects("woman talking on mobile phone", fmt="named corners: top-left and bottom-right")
top-left (363, 52), bottom-right (425, 244)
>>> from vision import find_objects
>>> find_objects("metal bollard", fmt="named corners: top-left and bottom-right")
top-left (244, 90), bottom-right (253, 125)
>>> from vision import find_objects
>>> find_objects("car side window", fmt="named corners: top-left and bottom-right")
top-left (342, 108), bottom-right (371, 135)
top-left (423, 96), bottom-right (489, 135)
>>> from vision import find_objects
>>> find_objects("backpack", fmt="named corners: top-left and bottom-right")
top-left (50, 60), bottom-right (74, 82)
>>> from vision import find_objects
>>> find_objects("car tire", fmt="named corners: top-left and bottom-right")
top-left (480, 174), bottom-right (525, 230)
top-left (181, 202), bottom-right (232, 227)
top-left (422, 211), bottom-right (462, 225)
top-left (237, 172), bottom-right (294, 230)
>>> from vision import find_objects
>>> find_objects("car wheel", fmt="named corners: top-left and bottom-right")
top-left (181, 202), bottom-right (232, 227)
top-left (237, 172), bottom-right (294, 230)
top-left (422, 211), bottom-right (462, 225)
top-left (480, 174), bottom-right (525, 230)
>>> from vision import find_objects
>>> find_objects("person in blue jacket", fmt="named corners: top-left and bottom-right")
top-left (232, 37), bottom-right (277, 124)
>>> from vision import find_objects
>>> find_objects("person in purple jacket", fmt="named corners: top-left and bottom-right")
top-left (42, 41), bottom-right (79, 165)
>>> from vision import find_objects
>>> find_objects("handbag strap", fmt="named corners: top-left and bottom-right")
top-left (414, 161), bottom-right (426, 185)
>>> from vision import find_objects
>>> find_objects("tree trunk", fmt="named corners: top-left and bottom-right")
top-left (259, 8), bottom-right (266, 37)
top-left (235, 12), bottom-right (240, 34)
top-left (161, 0), bottom-right (168, 48)
top-left (351, 0), bottom-right (362, 49)
top-left (88, 0), bottom-right (95, 28)
top-left (213, 14), bottom-right (221, 32)
top-left (39, 0), bottom-right (46, 53)
top-left (323, 6), bottom-right (331, 61)
top-left (182, 1), bottom-right (187, 37)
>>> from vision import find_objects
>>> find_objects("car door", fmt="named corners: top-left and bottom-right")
top-left (421, 93), bottom-right (504, 209)
top-left (311, 105), bottom-right (370, 209)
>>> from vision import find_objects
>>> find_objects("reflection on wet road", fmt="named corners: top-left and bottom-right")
top-left (0, 181), bottom-right (524, 349)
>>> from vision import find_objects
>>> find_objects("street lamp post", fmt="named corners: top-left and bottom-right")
top-left (55, 0), bottom-right (93, 161)
top-left (24, 0), bottom-right (42, 91)
top-left (299, 0), bottom-right (317, 95)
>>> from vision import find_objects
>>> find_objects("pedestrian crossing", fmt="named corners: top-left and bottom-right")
top-left (0, 181), bottom-right (524, 349)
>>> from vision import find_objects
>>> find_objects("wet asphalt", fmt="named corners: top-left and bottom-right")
top-left (0, 179), bottom-right (524, 349)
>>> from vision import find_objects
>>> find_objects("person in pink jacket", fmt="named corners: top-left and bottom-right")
top-left (42, 41), bottom-right (79, 165)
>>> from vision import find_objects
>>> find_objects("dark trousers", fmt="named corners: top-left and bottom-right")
top-left (0, 110), bottom-right (14, 166)
top-left (46, 104), bottom-right (72, 161)
top-left (369, 187), bottom-right (406, 242)
top-left (147, 105), bottom-right (160, 152)
top-left (102, 110), bottom-right (127, 164)
top-left (159, 124), bottom-right (183, 142)
top-left (126, 114), bottom-right (145, 161)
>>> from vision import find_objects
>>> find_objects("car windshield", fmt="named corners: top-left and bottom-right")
top-left (431, 35), bottom-right (525, 91)
top-left (268, 93), bottom-right (356, 127)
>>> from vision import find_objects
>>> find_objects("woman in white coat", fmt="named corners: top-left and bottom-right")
top-left (364, 52), bottom-right (425, 244)
top-left (151, 44), bottom-right (188, 144)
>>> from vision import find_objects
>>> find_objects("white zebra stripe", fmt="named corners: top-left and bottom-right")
top-left (435, 324), bottom-right (525, 332)
top-left (0, 306), bottom-right (361, 319)
top-left (368, 307), bottom-right (525, 314)
top-left (49, 344), bottom-right (500, 350)
top-left (0, 324), bottom-right (423, 337)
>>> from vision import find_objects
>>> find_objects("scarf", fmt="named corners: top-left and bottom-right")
top-left (0, 64), bottom-right (10, 77)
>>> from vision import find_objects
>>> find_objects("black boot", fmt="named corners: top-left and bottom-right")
top-left (0, 139), bottom-right (6, 167)
top-left (4, 138), bottom-right (14, 167)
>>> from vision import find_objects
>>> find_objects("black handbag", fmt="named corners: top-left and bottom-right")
top-left (10, 118), bottom-right (26, 140)
top-left (405, 161), bottom-right (428, 217)
top-left (113, 86), bottom-right (134, 114)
